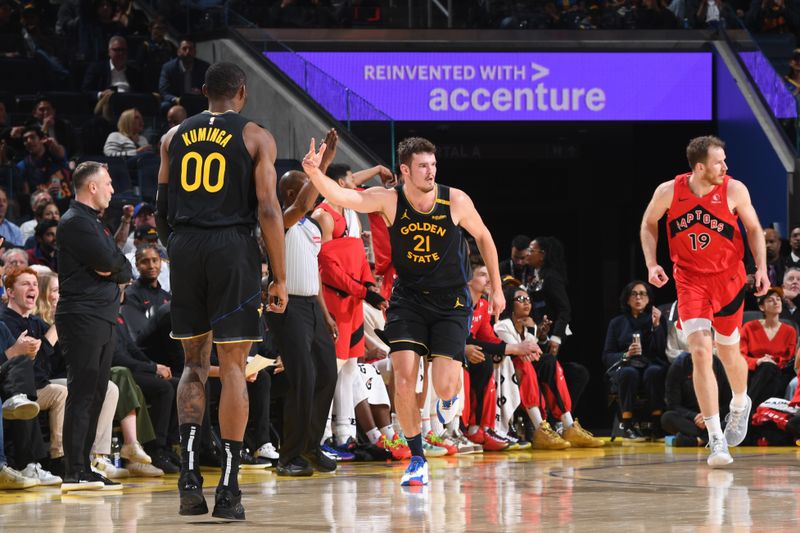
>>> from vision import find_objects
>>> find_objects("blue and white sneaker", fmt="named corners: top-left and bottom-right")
top-left (400, 456), bottom-right (429, 486)
top-left (436, 395), bottom-right (460, 424)
top-left (321, 438), bottom-right (355, 461)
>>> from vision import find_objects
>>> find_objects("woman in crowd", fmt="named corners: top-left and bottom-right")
top-left (603, 280), bottom-right (669, 441)
top-left (740, 287), bottom-right (798, 407)
top-left (103, 108), bottom-right (152, 157)
top-left (495, 285), bottom-right (603, 448)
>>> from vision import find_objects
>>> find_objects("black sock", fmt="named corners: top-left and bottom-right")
top-left (179, 423), bottom-right (201, 473)
top-left (219, 440), bottom-right (242, 493)
top-left (407, 433), bottom-right (425, 460)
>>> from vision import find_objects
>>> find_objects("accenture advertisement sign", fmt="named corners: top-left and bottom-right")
top-left (266, 51), bottom-right (712, 121)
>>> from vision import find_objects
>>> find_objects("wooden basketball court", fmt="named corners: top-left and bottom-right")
top-left (1, 443), bottom-right (798, 531)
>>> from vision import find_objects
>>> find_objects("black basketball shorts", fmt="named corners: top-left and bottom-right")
top-left (168, 226), bottom-right (262, 343)
top-left (383, 284), bottom-right (470, 364)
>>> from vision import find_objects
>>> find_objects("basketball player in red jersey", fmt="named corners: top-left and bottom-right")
top-left (302, 136), bottom-right (504, 485)
top-left (641, 136), bottom-right (768, 467)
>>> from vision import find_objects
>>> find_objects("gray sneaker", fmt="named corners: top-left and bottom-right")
top-left (723, 396), bottom-right (752, 447)
top-left (21, 462), bottom-right (62, 486)
top-left (707, 435), bottom-right (733, 467)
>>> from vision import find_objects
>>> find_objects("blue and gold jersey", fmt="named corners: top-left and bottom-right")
top-left (389, 184), bottom-right (470, 291)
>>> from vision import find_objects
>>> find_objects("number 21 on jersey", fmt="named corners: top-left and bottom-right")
top-left (180, 151), bottom-right (226, 193)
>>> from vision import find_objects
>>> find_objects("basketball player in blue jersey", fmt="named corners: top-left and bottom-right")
top-left (156, 62), bottom-right (287, 519)
top-left (302, 136), bottom-right (505, 486)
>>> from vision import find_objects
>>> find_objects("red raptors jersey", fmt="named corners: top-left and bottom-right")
top-left (666, 173), bottom-right (744, 274)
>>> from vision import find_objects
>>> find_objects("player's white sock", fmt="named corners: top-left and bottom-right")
top-left (380, 425), bottom-right (394, 439)
top-left (391, 413), bottom-right (402, 436)
top-left (366, 427), bottom-right (382, 444)
top-left (561, 412), bottom-right (574, 428)
top-left (731, 391), bottom-right (748, 411)
top-left (704, 414), bottom-right (723, 439)
top-left (526, 407), bottom-right (543, 430)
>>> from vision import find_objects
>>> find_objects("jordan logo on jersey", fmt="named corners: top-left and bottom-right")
top-left (669, 205), bottom-right (734, 240)
top-left (401, 209), bottom-right (410, 221)
top-left (454, 297), bottom-right (465, 309)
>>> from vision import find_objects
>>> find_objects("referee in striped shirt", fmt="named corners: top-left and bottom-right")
top-left (268, 131), bottom-right (339, 476)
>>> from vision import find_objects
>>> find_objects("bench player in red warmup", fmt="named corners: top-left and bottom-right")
top-left (641, 135), bottom-right (768, 466)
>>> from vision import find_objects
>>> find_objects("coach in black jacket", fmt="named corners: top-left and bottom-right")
top-left (56, 161), bottom-right (132, 489)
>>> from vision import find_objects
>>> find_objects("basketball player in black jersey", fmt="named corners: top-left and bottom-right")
top-left (156, 62), bottom-right (287, 519)
top-left (302, 136), bottom-right (504, 486)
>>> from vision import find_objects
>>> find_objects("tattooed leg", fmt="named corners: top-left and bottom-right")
top-left (216, 341), bottom-right (252, 441)
top-left (177, 333), bottom-right (212, 426)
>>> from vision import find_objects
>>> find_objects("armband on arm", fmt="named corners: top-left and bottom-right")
top-left (156, 183), bottom-right (171, 245)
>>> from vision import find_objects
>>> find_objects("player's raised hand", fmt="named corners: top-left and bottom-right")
top-left (319, 128), bottom-right (338, 170)
top-left (266, 280), bottom-right (288, 314)
top-left (301, 138), bottom-right (327, 171)
top-left (647, 264), bottom-right (669, 287)
top-left (753, 268), bottom-right (770, 297)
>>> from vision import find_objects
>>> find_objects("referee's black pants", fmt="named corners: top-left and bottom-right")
top-left (57, 314), bottom-right (115, 476)
top-left (267, 295), bottom-right (337, 463)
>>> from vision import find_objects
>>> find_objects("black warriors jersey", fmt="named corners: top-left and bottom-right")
top-left (167, 111), bottom-right (257, 229)
top-left (389, 184), bottom-right (470, 291)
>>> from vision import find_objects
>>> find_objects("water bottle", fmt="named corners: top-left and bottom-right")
top-left (111, 437), bottom-right (122, 468)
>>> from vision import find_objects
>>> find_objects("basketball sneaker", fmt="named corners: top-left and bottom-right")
top-left (561, 420), bottom-right (605, 448)
top-left (425, 431), bottom-right (457, 455)
top-left (724, 396), bottom-right (752, 447)
top-left (707, 434), bottom-right (733, 467)
top-left (400, 456), bottom-right (429, 486)
top-left (378, 435), bottom-right (411, 460)
top-left (321, 438), bottom-right (355, 461)
top-left (532, 421), bottom-right (571, 450)
top-left (435, 395), bottom-right (460, 424)
top-left (467, 428), bottom-right (509, 452)
top-left (178, 470), bottom-right (208, 515)
top-left (422, 440), bottom-right (448, 458)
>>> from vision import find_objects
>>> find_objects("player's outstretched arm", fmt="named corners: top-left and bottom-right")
top-left (451, 187), bottom-right (505, 319)
top-left (251, 124), bottom-right (287, 312)
top-left (640, 180), bottom-right (673, 287)
top-left (155, 126), bottom-right (179, 246)
top-left (730, 179), bottom-right (769, 296)
top-left (301, 138), bottom-right (392, 215)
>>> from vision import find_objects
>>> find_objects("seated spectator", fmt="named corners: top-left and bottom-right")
top-left (765, 227), bottom-right (785, 287)
top-left (122, 242), bottom-right (170, 337)
top-left (661, 352), bottom-right (730, 446)
top-left (114, 309), bottom-right (179, 474)
top-left (2, 247), bottom-right (28, 271)
top-left (740, 287), bottom-right (798, 407)
top-left (499, 234), bottom-right (534, 287)
top-left (603, 280), bottom-right (669, 441)
top-left (19, 191), bottom-right (55, 244)
top-left (77, 0), bottom-right (126, 62)
top-left (15, 127), bottom-right (71, 206)
top-left (0, 320), bottom-right (57, 486)
top-left (780, 267), bottom-right (800, 326)
top-left (18, 3), bottom-right (70, 85)
top-left (636, 0), bottom-right (679, 27)
top-left (28, 97), bottom-right (78, 160)
top-left (82, 35), bottom-right (143, 102)
top-left (136, 17), bottom-right (175, 93)
top-left (0, 187), bottom-right (23, 247)
top-left (745, 0), bottom-right (800, 33)
top-left (695, 0), bottom-right (737, 28)
top-left (112, 0), bottom-right (148, 37)
top-left (124, 228), bottom-right (170, 290)
top-left (107, 365), bottom-right (164, 477)
top-left (103, 107), bottom-right (152, 157)
top-left (0, 391), bottom-right (40, 489)
top-left (25, 220), bottom-right (58, 272)
top-left (158, 39), bottom-right (209, 111)
top-left (1, 267), bottom-right (66, 484)
top-left (495, 284), bottom-right (604, 448)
